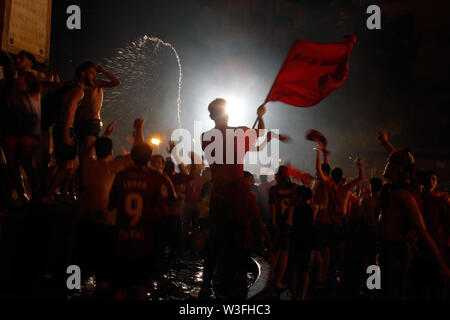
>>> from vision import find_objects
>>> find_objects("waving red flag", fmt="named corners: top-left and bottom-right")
top-left (266, 35), bottom-right (357, 107)
top-left (286, 164), bottom-right (314, 186)
top-left (305, 129), bottom-right (327, 146)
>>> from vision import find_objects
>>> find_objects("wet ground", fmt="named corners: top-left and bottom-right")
top-left (0, 202), bottom-right (263, 300)
top-left (66, 252), bottom-right (261, 300)
top-left (0, 202), bottom-right (381, 300)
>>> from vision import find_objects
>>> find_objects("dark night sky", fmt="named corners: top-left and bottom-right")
top-left (49, 0), bottom-right (450, 179)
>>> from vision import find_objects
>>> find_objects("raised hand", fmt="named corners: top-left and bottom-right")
top-left (104, 121), bottom-right (116, 137)
top-left (96, 65), bottom-right (105, 74)
top-left (377, 130), bottom-right (388, 144)
top-left (134, 118), bottom-right (144, 130)
top-left (257, 103), bottom-right (266, 118)
top-left (167, 141), bottom-right (176, 154)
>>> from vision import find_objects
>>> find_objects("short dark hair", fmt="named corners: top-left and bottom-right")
top-left (152, 154), bottom-right (165, 165)
top-left (297, 185), bottom-right (313, 202)
top-left (370, 178), bottom-right (383, 194)
top-left (131, 143), bottom-right (153, 165)
top-left (244, 171), bottom-right (254, 178)
top-left (75, 61), bottom-right (96, 78)
top-left (163, 158), bottom-right (175, 175)
top-left (260, 174), bottom-right (268, 183)
top-left (331, 168), bottom-right (343, 183)
top-left (208, 98), bottom-right (227, 115)
top-left (321, 164), bottom-right (331, 176)
top-left (95, 137), bottom-right (113, 159)
top-left (18, 51), bottom-right (36, 65)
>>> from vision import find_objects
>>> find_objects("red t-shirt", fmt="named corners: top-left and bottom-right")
top-left (109, 166), bottom-right (175, 257)
top-left (201, 126), bottom-right (258, 200)
top-left (185, 174), bottom-right (205, 203)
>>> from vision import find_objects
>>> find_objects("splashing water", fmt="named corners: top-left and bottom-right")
top-left (103, 35), bottom-right (183, 130)
top-left (146, 36), bottom-right (183, 129)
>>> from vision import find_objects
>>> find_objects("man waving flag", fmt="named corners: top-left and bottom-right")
top-left (265, 35), bottom-right (357, 108)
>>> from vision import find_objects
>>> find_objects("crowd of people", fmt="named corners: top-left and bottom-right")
top-left (0, 51), bottom-right (449, 300)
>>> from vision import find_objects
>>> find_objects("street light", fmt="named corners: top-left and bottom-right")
top-left (150, 137), bottom-right (161, 146)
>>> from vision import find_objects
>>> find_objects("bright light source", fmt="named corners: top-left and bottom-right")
top-left (151, 137), bottom-right (161, 146)
top-left (225, 96), bottom-right (246, 126)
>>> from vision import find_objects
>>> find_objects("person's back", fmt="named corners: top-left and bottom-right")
top-left (269, 179), bottom-right (296, 227)
top-left (111, 165), bottom-right (169, 252)
top-left (379, 183), bottom-right (420, 244)
top-left (290, 203), bottom-right (315, 250)
top-left (361, 195), bottom-right (379, 227)
top-left (327, 163), bottom-right (364, 227)
top-left (421, 191), bottom-right (449, 259)
top-left (8, 71), bottom-right (41, 139)
top-left (313, 179), bottom-right (332, 224)
top-left (109, 160), bottom-right (171, 298)
top-left (79, 154), bottom-right (131, 225)
top-left (257, 177), bottom-right (274, 224)
top-left (202, 125), bottom-right (257, 200)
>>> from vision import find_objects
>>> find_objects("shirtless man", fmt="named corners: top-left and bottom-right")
top-left (269, 165), bottom-right (297, 289)
top-left (76, 119), bottom-right (141, 293)
top-left (42, 61), bottom-right (97, 203)
top-left (378, 148), bottom-right (450, 299)
top-left (312, 146), bottom-right (332, 285)
top-left (75, 65), bottom-right (120, 159)
top-left (3, 51), bottom-right (41, 202)
top-left (360, 178), bottom-right (383, 266)
top-left (199, 98), bottom-right (266, 298)
top-left (414, 170), bottom-right (450, 298)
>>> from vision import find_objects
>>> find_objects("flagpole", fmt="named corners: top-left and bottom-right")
top-left (252, 41), bottom-right (298, 129)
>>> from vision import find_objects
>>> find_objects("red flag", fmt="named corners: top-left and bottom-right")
top-left (266, 35), bottom-right (356, 107)
top-left (305, 129), bottom-right (327, 146)
top-left (286, 164), bottom-right (314, 186)
top-left (267, 131), bottom-right (291, 143)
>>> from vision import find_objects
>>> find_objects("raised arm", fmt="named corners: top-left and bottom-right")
top-left (168, 141), bottom-right (189, 176)
top-left (315, 149), bottom-right (328, 181)
top-left (256, 104), bottom-right (266, 137)
top-left (377, 130), bottom-right (396, 155)
top-left (95, 65), bottom-right (120, 88)
top-left (324, 150), bottom-right (330, 166)
top-left (346, 158), bottom-right (365, 190)
top-left (133, 118), bottom-right (145, 145)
